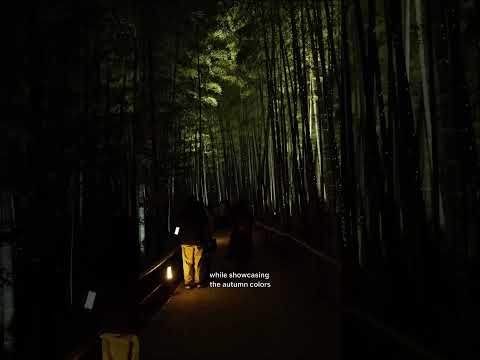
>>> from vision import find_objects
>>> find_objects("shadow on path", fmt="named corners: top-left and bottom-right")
top-left (140, 228), bottom-right (339, 360)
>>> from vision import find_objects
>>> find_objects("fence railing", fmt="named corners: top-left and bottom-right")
top-left (255, 220), bottom-right (446, 360)
top-left (255, 221), bottom-right (341, 269)
top-left (67, 238), bottom-right (181, 359)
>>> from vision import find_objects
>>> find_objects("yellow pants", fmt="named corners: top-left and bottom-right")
top-left (100, 333), bottom-right (139, 360)
top-left (181, 244), bottom-right (204, 285)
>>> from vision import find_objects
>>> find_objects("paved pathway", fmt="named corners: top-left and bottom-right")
top-left (140, 228), bottom-right (339, 360)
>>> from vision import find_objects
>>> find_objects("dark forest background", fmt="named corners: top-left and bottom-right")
top-left (1, 0), bottom-right (479, 358)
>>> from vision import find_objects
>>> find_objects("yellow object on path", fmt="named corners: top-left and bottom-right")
top-left (181, 244), bottom-right (204, 285)
top-left (100, 333), bottom-right (140, 360)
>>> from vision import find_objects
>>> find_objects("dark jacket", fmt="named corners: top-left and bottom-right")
top-left (177, 200), bottom-right (209, 246)
top-left (231, 201), bottom-right (253, 235)
top-left (227, 201), bottom-right (253, 260)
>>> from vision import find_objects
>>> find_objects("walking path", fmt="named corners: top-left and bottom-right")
top-left (139, 228), bottom-right (339, 360)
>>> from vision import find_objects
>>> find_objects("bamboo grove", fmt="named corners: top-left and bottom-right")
top-left (175, 0), bottom-right (480, 355)
top-left (2, 0), bottom-right (479, 357)
top-left (189, 0), bottom-right (479, 268)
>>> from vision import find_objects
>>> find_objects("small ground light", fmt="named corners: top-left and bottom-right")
top-left (166, 266), bottom-right (173, 280)
top-left (174, 226), bottom-right (180, 235)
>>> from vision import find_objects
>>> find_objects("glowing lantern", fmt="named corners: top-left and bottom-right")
top-left (166, 266), bottom-right (173, 280)
top-left (174, 227), bottom-right (180, 235)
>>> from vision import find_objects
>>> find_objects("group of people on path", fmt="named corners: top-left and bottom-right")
top-left (176, 196), bottom-right (253, 289)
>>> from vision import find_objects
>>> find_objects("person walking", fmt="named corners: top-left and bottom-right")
top-left (202, 203), bottom-right (217, 277)
top-left (227, 199), bottom-right (253, 267)
top-left (176, 196), bottom-right (209, 289)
